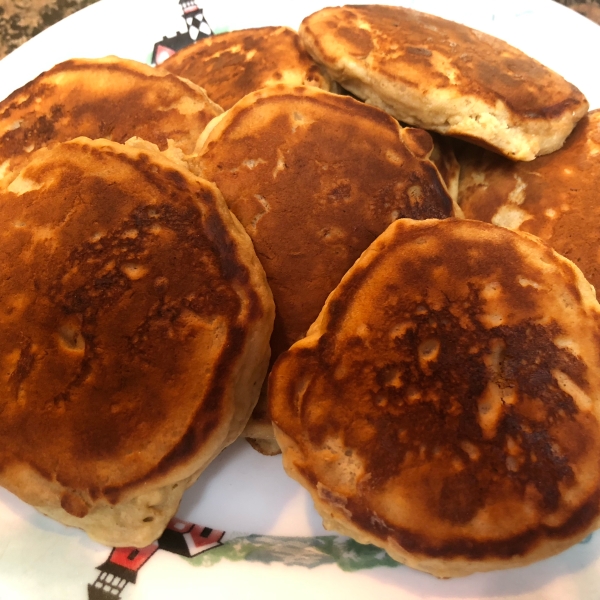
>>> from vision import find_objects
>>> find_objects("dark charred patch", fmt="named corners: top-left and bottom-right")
top-left (8, 338), bottom-right (35, 400)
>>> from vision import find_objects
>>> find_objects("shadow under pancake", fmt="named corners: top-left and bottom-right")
top-left (177, 439), bottom-right (328, 536)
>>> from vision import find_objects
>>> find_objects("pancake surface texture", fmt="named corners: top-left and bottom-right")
top-left (160, 26), bottom-right (332, 110)
top-left (0, 138), bottom-right (274, 547)
top-left (0, 56), bottom-right (222, 175)
top-left (193, 84), bottom-right (456, 451)
top-left (270, 218), bottom-right (600, 577)
top-left (459, 109), bottom-right (600, 293)
top-left (299, 5), bottom-right (589, 161)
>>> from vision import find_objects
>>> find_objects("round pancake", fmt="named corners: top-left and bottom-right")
top-left (192, 84), bottom-right (457, 451)
top-left (270, 218), bottom-right (600, 577)
top-left (459, 109), bottom-right (600, 293)
top-left (0, 138), bottom-right (274, 547)
top-left (299, 5), bottom-right (589, 161)
top-left (160, 26), bottom-right (332, 110)
top-left (0, 56), bottom-right (222, 176)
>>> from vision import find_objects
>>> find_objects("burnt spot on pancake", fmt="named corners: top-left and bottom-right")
top-left (7, 338), bottom-right (35, 402)
top-left (271, 218), bottom-right (600, 565)
top-left (0, 139), bottom-right (265, 501)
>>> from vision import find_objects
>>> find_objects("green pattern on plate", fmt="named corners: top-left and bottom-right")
top-left (186, 535), bottom-right (399, 571)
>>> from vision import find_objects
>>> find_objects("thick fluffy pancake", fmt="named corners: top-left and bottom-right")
top-left (193, 84), bottom-right (456, 450)
top-left (299, 5), bottom-right (589, 161)
top-left (0, 138), bottom-right (274, 547)
top-left (270, 218), bottom-right (600, 577)
top-left (459, 110), bottom-right (600, 293)
top-left (0, 56), bottom-right (222, 175)
top-left (160, 26), bottom-right (332, 110)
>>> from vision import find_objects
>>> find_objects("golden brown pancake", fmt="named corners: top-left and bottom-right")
top-left (0, 138), bottom-right (274, 547)
top-left (270, 218), bottom-right (600, 577)
top-left (299, 5), bottom-right (589, 161)
top-left (459, 110), bottom-right (600, 294)
top-left (0, 56), bottom-right (222, 176)
top-left (192, 84), bottom-right (457, 452)
top-left (159, 26), bottom-right (332, 110)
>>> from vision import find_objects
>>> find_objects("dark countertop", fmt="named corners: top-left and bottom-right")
top-left (1, 0), bottom-right (599, 61)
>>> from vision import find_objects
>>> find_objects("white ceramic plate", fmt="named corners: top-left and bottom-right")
top-left (1, 2), bottom-right (600, 599)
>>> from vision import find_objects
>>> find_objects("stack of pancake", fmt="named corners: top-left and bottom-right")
top-left (1, 3), bottom-right (600, 579)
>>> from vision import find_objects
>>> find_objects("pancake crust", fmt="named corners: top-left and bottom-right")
top-left (160, 26), bottom-right (332, 110)
top-left (299, 5), bottom-right (589, 161)
top-left (459, 110), bottom-right (600, 293)
top-left (270, 218), bottom-right (600, 577)
top-left (0, 138), bottom-right (274, 547)
top-left (0, 56), bottom-right (222, 176)
top-left (193, 84), bottom-right (456, 451)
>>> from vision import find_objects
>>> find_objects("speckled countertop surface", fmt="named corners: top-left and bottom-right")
top-left (0, 0), bottom-right (599, 60)
top-left (0, 0), bottom-right (98, 59)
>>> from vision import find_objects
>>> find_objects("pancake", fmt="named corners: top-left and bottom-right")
top-left (0, 56), bottom-right (222, 176)
top-left (0, 137), bottom-right (274, 547)
top-left (458, 109), bottom-right (600, 293)
top-left (159, 26), bottom-right (332, 110)
top-left (192, 84), bottom-right (457, 453)
top-left (270, 218), bottom-right (600, 577)
top-left (299, 5), bottom-right (589, 161)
